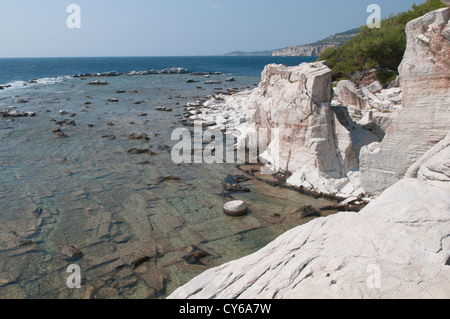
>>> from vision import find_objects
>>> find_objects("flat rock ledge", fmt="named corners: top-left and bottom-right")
top-left (168, 177), bottom-right (450, 299)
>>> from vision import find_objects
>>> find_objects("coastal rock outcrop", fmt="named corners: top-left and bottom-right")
top-left (272, 29), bottom-right (359, 57)
top-left (159, 67), bottom-right (189, 74)
top-left (169, 5), bottom-right (450, 300)
top-left (168, 172), bottom-right (450, 299)
top-left (74, 67), bottom-right (189, 78)
top-left (334, 80), bottom-right (366, 109)
top-left (183, 62), bottom-right (380, 198)
top-left (332, 78), bottom-right (403, 142)
top-left (0, 107), bottom-right (36, 118)
top-left (405, 132), bottom-right (450, 182)
top-left (238, 62), bottom-right (379, 197)
top-left (334, 79), bottom-right (403, 112)
top-left (360, 7), bottom-right (450, 195)
top-left (169, 127), bottom-right (450, 299)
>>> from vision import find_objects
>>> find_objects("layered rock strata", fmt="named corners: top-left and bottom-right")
top-left (169, 4), bottom-right (450, 300)
top-left (360, 7), bottom-right (450, 195)
top-left (186, 62), bottom-right (379, 198)
top-left (272, 44), bottom-right (336, 57)
top-left (250, 63), bottom-right (379, 197)
top-left (168, 171), bottom-right (450, 299)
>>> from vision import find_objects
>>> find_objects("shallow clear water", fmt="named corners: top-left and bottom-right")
top-left (0, 73), bottom-right (336, 299)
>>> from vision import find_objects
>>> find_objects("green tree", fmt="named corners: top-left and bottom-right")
top-left (318, 0), bottom-right (446, 84)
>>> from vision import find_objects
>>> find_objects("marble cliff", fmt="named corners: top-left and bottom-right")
top-left (360, 6), bottom-right (450, 194)
top-left (169, 3), bottom-right (450, 299)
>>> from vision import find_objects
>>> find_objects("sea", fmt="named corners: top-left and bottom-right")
top-left (0, 56), bottom-right (317, 86)
top-left (0, 56), bottom-right (336, 299)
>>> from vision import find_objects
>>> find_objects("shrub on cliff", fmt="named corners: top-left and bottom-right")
top-left (318, 0), bottom-right (446, 83)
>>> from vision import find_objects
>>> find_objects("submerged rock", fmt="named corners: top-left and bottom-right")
top-left (158, 176), bottom-right (181, 182)
top-left (88, 80), bottom-right (108, 86)
top-left (58, 244), bottom-right (83, 260)
top-left (53, 128), bottom-right (69, 138)
top-left (297, 205), bottom-right (321, 218)
top-left (102, 134), bottom-right (116, 140)
top-left (183, 246), bottom-right (211, 266)
top-left (129, 256), bottom-right (150, 269)
top-left (82, 286), bottom-right (95, 299)
top-left (127, 148), bottom-right (156, 155)
top-left (128, 133), bottom-right (150, 141)
top-left (156, 107), bottom-right (172, 112)
top-left (223, 182), bottom-right (250, 193)
top-left (0, 273), bottom-right (15, 287)
top-left (55, 119), bottom-right (76, 126)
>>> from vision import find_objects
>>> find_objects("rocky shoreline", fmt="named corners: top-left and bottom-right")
top-left (1, 62), bottom-right (352, 299)
top-left (71, 67), bottom-right (230, 78)
top-left (0, 67), bottom-right (227, 93)
top-left (0, 4), bottom-right (448, 300)
top-left (169, 4), bottom-right (450, 299)
top-left (178, 63), bottom-right (379, 203)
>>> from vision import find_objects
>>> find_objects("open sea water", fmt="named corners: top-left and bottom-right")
top-left (0, 56), bottom-right (317, 86)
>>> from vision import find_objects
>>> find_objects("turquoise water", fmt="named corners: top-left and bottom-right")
top-left (0, 60), bottom-right (334, 299)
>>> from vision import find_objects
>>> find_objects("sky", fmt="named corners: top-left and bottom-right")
top-left (0, 0), bottom-right (428, 58)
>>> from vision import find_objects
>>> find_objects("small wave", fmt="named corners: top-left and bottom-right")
top-left (0, 76), bottom-right (68, 93)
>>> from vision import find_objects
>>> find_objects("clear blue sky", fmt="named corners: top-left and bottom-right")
top-left (0, 0), bottom-right (427, 57)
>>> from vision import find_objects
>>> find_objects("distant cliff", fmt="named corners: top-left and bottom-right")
top-left (272, 44), bottom-right (335, 57)
top-left (272, 28), bottom-right (359, 57)
top-left (223, 50), bottom-right (273, 56)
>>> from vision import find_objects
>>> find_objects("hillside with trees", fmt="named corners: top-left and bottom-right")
top-left (318, 0), bottom-right (446, 86)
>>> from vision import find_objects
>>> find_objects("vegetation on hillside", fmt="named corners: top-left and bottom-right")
top-left (309, 28), bottom-right (360, 47)
top-left (318, 0), bottom-right (446, 85)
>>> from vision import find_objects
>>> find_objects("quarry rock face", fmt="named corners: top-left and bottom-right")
top-left (240, 62), bottom-right (378, 197)
top-left (169, 7), bottom-right (450, 300)
top-left (360, 7), bottom-right (450, 195)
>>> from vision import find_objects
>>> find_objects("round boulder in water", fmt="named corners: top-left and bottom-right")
top-left (223, 200), bottom-right (248, 217)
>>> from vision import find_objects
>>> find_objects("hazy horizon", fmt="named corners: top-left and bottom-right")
top-left (0, 0), bottom-right (426, 58)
